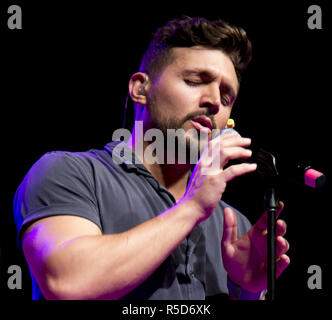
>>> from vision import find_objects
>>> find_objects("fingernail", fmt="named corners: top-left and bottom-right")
top-left (245, 149), bottom-right (252, 156)
top-left (249, 163), bottom-right (257, 169)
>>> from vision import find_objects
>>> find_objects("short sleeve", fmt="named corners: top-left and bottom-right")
top-left (13, 151), bottom-right (101, 245)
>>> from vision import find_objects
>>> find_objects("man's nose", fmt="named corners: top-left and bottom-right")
top-left (199, 86), bottom-right (220, 115)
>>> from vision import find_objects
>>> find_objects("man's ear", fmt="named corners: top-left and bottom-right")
top-left (128, 72), bottom-right (149, 105)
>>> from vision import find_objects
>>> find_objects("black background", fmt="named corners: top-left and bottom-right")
top-left (1, 0), bottom-right (330, 306)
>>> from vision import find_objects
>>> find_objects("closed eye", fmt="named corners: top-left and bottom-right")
top-left (221, 95), bottom-right (232, 106)
top-left (185, 78), bottom-right (235, 107)
top-left (184, 80), bottom-right (203, 86)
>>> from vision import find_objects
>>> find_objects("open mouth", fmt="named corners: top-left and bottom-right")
top-left (190, 116), bottom-right (213, 133)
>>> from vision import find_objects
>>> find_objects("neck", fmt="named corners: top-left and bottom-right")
top-left (126, 123), bottom-right (192, 202)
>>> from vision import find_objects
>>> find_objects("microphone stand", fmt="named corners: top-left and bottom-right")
top-left (246, 147), bottom-right (325, 300)
top-left (251, 149), bottom-right (280, 301)
top-left (223, 128), bottom-right (325, 300)
top-left (265, 186), bottom-right (279, 300)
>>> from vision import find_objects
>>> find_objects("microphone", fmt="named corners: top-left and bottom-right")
top-left (218, 127), bottom-right (326, 189)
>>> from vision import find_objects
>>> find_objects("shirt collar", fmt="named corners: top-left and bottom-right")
top-left (104, 140), bottom-right (152, 176)
top-left (105, 140), bottom-right (194, 184)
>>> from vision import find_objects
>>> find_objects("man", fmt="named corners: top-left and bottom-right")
top-left (13, 16), bottom-right (289, 300)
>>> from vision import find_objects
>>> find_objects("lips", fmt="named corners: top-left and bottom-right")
top-left (190, 116), bottom-right (213, 133)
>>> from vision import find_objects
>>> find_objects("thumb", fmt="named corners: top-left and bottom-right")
top-left (222, 207), bottom-right (238, 246)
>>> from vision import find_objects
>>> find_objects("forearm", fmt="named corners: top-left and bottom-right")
top-left (43, 200), bottom-right (198, 299)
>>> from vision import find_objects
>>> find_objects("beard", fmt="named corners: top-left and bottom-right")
top-left (146, 89), bottom-right (217, 163)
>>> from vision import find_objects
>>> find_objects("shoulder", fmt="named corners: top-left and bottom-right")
top-left (13, 148), bottom-right (108, 216)
top-left (20, 151), bottom-right (93, 188)
top-left (13, 149), bottom-right (106, 242)
top-left (25, 148), bottom-right (113, 180)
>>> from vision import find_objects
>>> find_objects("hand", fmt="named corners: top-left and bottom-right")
top-left (182, 132), bottom-right (257, 224)
top-left (221, 202), bottom-right (290, 293)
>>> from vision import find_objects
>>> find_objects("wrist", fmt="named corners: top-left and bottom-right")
top-left (227, 276), bottom-right (267, 300)
top-left (177, 197), bottom-right (206, 225)
top-left (164, 198), bottom-right (202, 231)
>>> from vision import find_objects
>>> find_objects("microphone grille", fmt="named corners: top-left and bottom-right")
top-left (219, 128), bottom-right (239, 136)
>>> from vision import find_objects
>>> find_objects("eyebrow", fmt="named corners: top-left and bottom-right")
top-left (181, 69), bottom-right (238, 98)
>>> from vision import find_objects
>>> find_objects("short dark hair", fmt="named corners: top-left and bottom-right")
top-left (139, 16), bottom-right (252, 82)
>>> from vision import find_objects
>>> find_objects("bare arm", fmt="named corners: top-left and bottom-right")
top-left (22, 199), bottom-right (201, 300)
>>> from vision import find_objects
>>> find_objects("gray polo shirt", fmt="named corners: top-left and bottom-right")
top-left (13, 141), bottom-right (252, 300)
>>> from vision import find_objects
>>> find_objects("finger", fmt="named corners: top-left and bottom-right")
top-left (276, 254), bottom-right (290, 279)
top-left (253, 201), bottom-right (285, 232)
top-left (276, 201), bottom-right (285, 219)
top-left (222, 207), bottom-right (238, 247)
top-left (208, 135), bottom-right (252, 157)
top-left (218, 135), bottom-right (252, 148)
top-left (276, 236), bottom-right (290, 257)
top-left (222, 163), bottom-right (257, 182)
top-left (200, 149), bottom-right (255, 176)
top-left (219, 147), bottom-right (253, 166)
top-left (276, 219), bottom-right (287, 237)
top-left (203, 147), bottom-right (252, 170)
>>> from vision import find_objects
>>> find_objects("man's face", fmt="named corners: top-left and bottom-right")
top-left (145, 46), bottom-right (239, 155)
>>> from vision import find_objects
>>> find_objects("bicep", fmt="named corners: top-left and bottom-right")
top-left (22, 215), bottom-right (102, 283)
